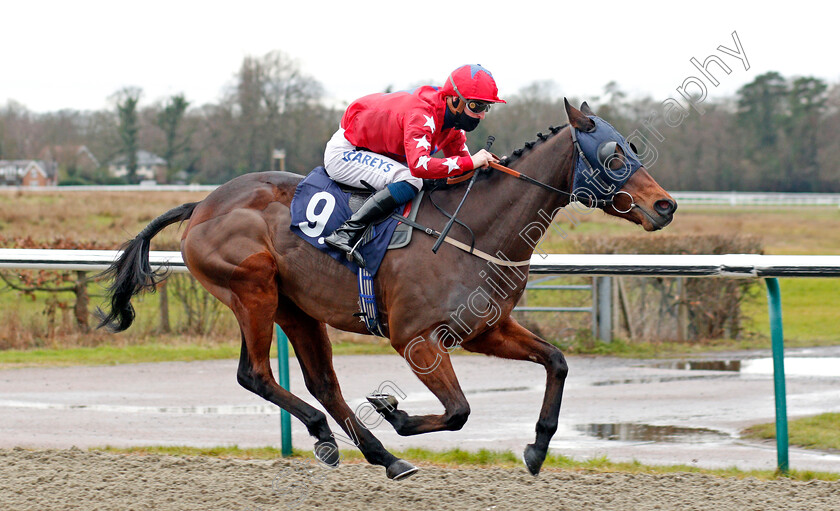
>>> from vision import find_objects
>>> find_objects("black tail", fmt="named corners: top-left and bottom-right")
top-left (96, 202), bottom-right (199, 332)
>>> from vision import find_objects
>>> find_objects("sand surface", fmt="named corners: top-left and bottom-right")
top-left (2, 448), bottom-right (838, 511)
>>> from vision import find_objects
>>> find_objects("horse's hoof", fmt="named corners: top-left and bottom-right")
top-left (367, 393), bottom-right (399, 413)
top-left (313, 439), bottom-right (340, 467)
top-left (386, 459), bottom-right (418, 480)
top-left (522, 443), bottom-right (545, 476)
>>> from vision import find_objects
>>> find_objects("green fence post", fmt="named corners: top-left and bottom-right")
top-left (765, 277), bottom-right (789, 474)
top-left (275, 325), bottom-right (293, 457)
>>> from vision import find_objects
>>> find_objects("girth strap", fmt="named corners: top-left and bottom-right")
top-left (356, 267), bottom-right (386, 337)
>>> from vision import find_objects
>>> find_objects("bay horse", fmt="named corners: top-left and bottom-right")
top-left (98, 100), bottom-right (676, 480)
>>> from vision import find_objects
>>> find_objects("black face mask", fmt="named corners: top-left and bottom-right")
top-left (444, 100), bottom-right (482, 132)
top-left (454, 111), bottom-right (481, 132)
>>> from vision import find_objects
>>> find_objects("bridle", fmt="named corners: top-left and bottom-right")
top-left (567, 124), bottom-right (637, 214)
top-left (485, 160), bottom-right (635, 214)
top-left (481, 125), bottom-right (638, 214)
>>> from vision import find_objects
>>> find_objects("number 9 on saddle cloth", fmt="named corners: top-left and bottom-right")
top-left (290, 166), bottom-right (423, 276)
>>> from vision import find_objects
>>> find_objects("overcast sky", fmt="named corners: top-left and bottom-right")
top-left (3, 0), bottom-right (838, 113)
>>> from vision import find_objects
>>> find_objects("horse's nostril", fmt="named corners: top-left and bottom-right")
top-left (654, 199), bottom-right (675, 216)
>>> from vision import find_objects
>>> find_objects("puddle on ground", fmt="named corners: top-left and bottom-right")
top-left (742, 358), bottom-right (840, 377)
top-left (652, 358), bottom-right (840, 378)
top-left (592, 375), bottom-right (728, 386)
top-left (651, 360), bottom-right (742, 371)
top-left (577, 423), bottom-right (729, 443)
top-left (465, 386), bottom-right (533, 395)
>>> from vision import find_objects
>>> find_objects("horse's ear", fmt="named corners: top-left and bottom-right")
top-left (564, 98), bottom-right (596, 132)
top-left (580, 101), bottom-right (595, 116)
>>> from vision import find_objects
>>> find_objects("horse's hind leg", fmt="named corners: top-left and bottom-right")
top-left (227, 253), bottom-right (338, 464)
top-left (460, 316), bottom-right (568, 476)
top-left (276, 298), bottom-right (417, 480)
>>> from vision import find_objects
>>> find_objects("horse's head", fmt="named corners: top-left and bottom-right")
top-left (565, 100), bottom-right (676, 231)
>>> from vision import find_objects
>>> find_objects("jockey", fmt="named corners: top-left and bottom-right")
top-left (323, 64), bottom-right (506, 267)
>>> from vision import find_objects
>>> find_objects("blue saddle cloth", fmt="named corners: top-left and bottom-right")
top-left (290, 167), bottom-right (401, 276)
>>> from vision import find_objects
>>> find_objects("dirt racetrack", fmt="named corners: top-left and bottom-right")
top-left (1, 449), bottom-right (838, 511)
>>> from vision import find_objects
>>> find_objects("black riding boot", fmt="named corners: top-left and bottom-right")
top-left (324, 187), bottom-right (400, 267)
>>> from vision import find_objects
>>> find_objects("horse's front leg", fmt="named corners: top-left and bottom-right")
top-left (370, 331), bottom-right (471, 436)
top-left (461, 316), bottom-right (568, 476)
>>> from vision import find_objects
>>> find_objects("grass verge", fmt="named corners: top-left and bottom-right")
top-left (742, 413), bottom-right (840, 452)
top-left (0, 341), bottom-right (397, 369)
top-left (0, 343), bottom-right (240, 368)
top-left (93, 445), bottom-right (839, 481)
top-left (742, 278), bottom-right (840, 344)
top-left (4, 333), bottom-right (840, 368)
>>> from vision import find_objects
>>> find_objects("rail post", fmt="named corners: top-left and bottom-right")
top-left (765, 277), bottom-right (789, 474)
top-left (590, 277), bottom-right (597, 339)
top-left (595, 276), bottom-right (612, 343)
top-left (275, 325), bottom-right (293, 457)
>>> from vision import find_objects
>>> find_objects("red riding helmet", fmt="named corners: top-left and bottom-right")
top-left (442, 64), bottom-right (506, 104)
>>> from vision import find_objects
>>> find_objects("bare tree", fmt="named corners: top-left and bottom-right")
top-left (226, 51), bottom-right (327, 174)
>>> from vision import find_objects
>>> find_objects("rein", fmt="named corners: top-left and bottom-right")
top-left (486, 160), bottom-right (636, 214)
top-left (400, 127), bottom-right (640, 266)
top-left (445, 160), bottom-right (629, 211)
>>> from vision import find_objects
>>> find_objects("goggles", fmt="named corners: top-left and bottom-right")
top-left (466, 100), bottom-right (492, 114)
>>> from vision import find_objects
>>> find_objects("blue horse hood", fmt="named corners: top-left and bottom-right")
top-left (571, 116), bottom-right (642, 203)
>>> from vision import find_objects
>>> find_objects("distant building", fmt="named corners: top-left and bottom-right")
top-left (109, 150), bottom-right (167, 182)
top-left (39, 145), bottom-right (101, 177)
top-left (0, 160), bottom-right (58, 186)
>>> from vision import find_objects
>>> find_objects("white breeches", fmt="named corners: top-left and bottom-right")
top-left (323, 128), bottom-right (423, 190)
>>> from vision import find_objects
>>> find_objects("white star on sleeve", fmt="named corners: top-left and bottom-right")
top-left (423, 115), bottom-right (435, 134)
top-left (443, 157), bottom-right (460, 174)
top-left (417, 155), bottom-right (431, 170)
top-left (414, 135), bottom-right (431, 150)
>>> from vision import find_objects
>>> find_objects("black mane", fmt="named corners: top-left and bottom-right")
top-left (501, 123), bottom-right (569, 166)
